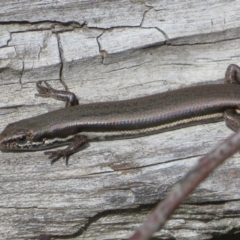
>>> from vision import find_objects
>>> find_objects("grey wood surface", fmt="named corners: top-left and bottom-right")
top-left (1, 1), bottom-right (240, 239)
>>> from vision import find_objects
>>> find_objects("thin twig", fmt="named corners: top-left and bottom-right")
top-left (129, 130), bottom-right (240, 240)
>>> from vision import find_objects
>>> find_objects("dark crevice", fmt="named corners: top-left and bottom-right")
top-left (56, 33), bottom-right (68, 90)
top-left (37, 203), bottom-right (157, 240)
top-left (141, 3), bottom-right (169, 42)
top-left (168, 29), bottom-right (240, 46)
top-left (210, 230), bottom-right (240, 240)
top-left (0, 31), bottom-right (12, 49)
top-left (6, 30), bottom-right (12, 46)
top-left (186, 200), bottom-right (231, 206)
top-left (140, 5), bottom-right (153, 27)
top-left (96, 31), bottom-right (105, 64)
top-left (88, 25), bottom-right (153, 31)
top-left (0, 104), bottom-right (24, 110)
top-left (0, 102), bottom-right (49, 110)
top-left (0, 20), bottom-right (148, 31)
top-left (154, 27), bottom-right (170, 42)
top-left (0, 21), bottom-right (86, 38)
top-left (0, 20), bottom-right (83, 27)
top-left (19, 61), bottom-right (24, 86)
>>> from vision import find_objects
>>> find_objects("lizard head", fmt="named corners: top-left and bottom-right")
top-left (0, 121), bottom-right (38, 151)
top-left (0, 116), bottom-right (75, 152)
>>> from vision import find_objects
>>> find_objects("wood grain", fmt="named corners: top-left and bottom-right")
top-left (0, 1), bottom-right (240, 239)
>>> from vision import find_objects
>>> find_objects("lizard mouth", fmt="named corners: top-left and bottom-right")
top-left (0, 136), bottom-right (72, 152)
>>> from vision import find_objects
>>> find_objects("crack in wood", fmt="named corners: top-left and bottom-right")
top-left (38, 204), bottom-right (157, 240)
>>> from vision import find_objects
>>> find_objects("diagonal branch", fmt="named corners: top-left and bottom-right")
top-left (129, 129), bottom-right (240, 240)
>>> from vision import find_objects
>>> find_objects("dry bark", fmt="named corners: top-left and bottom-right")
top-left (1, 1), bottom-right (240, 239)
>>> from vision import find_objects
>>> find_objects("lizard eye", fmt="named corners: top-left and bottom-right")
top-left (17, 136), bottom-right (27, 144)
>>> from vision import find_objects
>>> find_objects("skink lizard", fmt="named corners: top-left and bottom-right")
top-left (1, 64), bottom-right (240, 164)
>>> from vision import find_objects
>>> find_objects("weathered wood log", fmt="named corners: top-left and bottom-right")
top-left (1, 1), bottom-right (240, 239)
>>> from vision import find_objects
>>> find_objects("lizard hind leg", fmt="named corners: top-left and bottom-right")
top-left (224, 109), bottom-right (240, 132)
top-left (225, 64), bottom-right (240, 84)
top-left (224, 65), bottom-right (240, 132)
